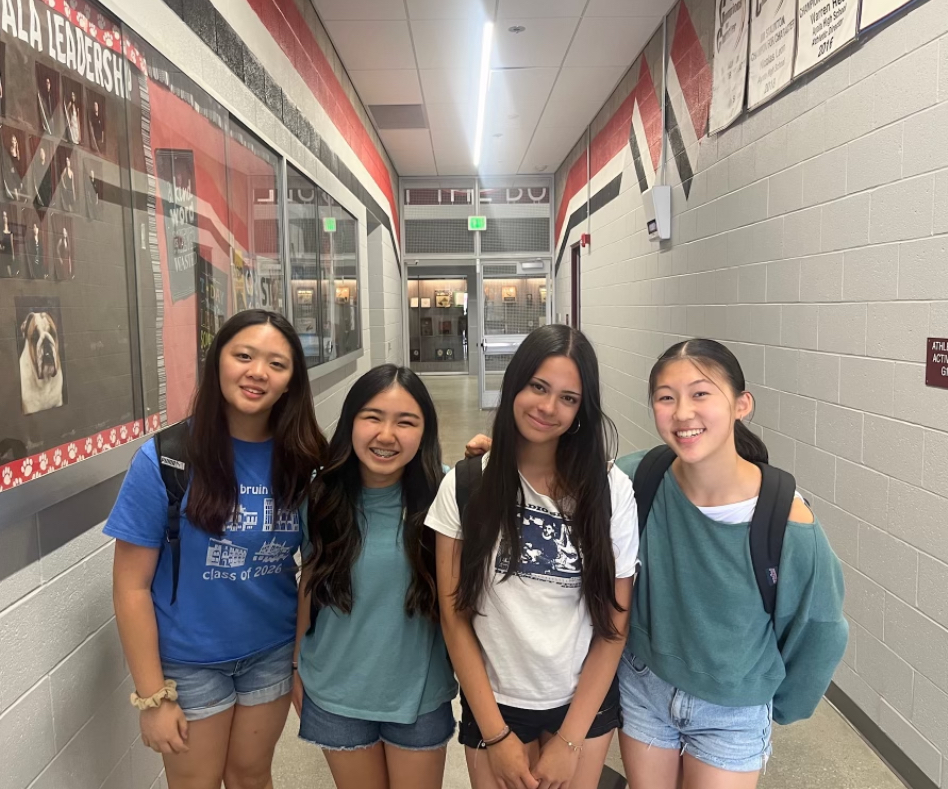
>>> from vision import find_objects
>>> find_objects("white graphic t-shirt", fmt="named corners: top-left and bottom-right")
top-left (426, 456), bottom-right (638, 709)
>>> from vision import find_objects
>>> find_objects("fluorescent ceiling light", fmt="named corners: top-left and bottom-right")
top-left (472, 21), bottom-right (493, 168)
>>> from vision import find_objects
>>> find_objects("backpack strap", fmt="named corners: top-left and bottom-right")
top-left (454, 455), bottom-right (484, 523)
top-left (632, 446), bottom-right (676, 536)
top-left (749, 464), bottom-right (795, 620)
top-left (153, 422), bottom-right (190, 606)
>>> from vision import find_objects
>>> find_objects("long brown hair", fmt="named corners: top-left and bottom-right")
top-left (454, 324), bottom-right (624, 641)
top-left (303, 365), bottom-right (443, 621)
top-left (185, 309), bottom-right (327, 535)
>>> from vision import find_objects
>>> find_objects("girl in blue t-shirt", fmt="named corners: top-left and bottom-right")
top-left (105, 309), bottom-right (327, 789)
top-left (294, 364), bottom-right (457, 789)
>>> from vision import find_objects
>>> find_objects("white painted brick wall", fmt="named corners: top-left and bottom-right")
top-left (560, 2), bottom-right (948, 783)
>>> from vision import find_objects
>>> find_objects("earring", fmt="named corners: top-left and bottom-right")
top-left (567, 418), bottom-right (581, 435)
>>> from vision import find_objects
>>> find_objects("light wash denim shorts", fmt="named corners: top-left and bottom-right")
top-left (298, 692), bottom-right (456, 752)
top-left (161, 640), bottom-right (294, 722)
top-left (618, 651), bottom-right (772, 773)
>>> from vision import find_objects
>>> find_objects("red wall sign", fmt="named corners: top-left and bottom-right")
top-left (926, 338), bottom-right (948, 389)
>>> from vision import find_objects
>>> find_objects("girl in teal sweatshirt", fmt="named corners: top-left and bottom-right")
top-left (615, 339), bottom-right (848, 789)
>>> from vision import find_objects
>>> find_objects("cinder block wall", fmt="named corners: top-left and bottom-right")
top-left (556, 0), bottom-right (948, 784)
top-left (0, 0), bottom-right (402, 786)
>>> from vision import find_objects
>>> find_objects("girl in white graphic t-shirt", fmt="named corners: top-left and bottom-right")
top-left (426, 324), bottom-right (639, 789)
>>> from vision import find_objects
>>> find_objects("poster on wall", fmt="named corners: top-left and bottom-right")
top-left (0, 0), bottom-right (148, 492)
top-left (157, 149), bottom-right (198, 302)
top-left (794, 0), bottom-right (858, 76)
top-left (748, 0), bottom-right (797, 108)
top-left (709, 0), bottom-right (751, 133)
top-left (859, 0), bottom-right (914, 29)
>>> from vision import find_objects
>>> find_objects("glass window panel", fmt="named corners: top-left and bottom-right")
top-left (0, 1), bottom-right (144, 490)
top-left (225, 122), bottom-right (283, 317)
top-left (316, 188), bottom-right (359, 361)
top-left (286, 166), bottom-right (321, 367)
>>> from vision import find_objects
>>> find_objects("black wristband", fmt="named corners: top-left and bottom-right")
top-left (484, 727), bottom-right (512, 747)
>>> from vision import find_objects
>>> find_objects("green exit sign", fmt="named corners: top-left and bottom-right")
top-left (468, 216), bottom-right (487, 231)
top-left (323, 217), bottom-right (337, 233)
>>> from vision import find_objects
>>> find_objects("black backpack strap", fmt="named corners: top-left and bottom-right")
top-left (632, 446), bottom-right (676, 536)
top-left (454, 455), bottom-right (484, 524)
top-left (154, 422), bottom-right (190, 605)
top-left (749, 464), bottom-right (795, 620)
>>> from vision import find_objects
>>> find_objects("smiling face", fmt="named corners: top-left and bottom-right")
top-left (512, 355), bottom-right (582, 447)
top-left (351, 384), bottom-right (424, 488)
top-left (651, 358), bottom-right (752, 467)
top-left (217, 323), bottom-right (293, 426)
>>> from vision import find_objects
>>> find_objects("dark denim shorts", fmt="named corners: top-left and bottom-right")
top-left (298, 692), bottom-right (456, 752)
top-left (458, 676), bottom-right (622, 748)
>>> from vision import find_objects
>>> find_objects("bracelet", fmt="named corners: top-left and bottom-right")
top-left (130, 680), bottom-right (178, 711)
top-left (481, 724), bottom-right (511, 748)
top-left (556, 730), bottom-right (584, 753)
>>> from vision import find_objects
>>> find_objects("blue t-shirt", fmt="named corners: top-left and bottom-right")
top-left (104, 436), bottom-right (303, 664)
top-left (298, 481), bottom-right (457, 723)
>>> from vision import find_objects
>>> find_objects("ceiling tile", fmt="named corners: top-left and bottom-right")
top-left (378, 128), bottom-right (433, 152)
top-left (407, 0), bottom-right (492, 20)
top-left (492, 18), bottom-right (580, 69)
top-left (386, 144), bottom-right (437, 177)
top-left (564, 16), bottom-right (660, 68)
top-left (426, 105), bottom-right (476, 139)
top-left (350, 70), bottom-right (423, 105)
top-left (412, 19), bottom-right (484, 70)
top-left (419, 69), bottom-right (479, 105)
top-left (323, 21), bottom-right (416, 70)
top-left (541, 67), bottom-right (626, 127)
top-left (312, 0), bottom-right (407, 21)
top-left (586, 0), bottom-right (675, 16)
top-left (431, 128), bottom-right (476, 162)
top-left (498, 0), bottom-right (587, 17)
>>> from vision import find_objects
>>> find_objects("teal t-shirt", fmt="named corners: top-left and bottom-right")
top-left (298, 481), bottom-right (458, 723)
top-left (616, 449), bottom-right (848, 725)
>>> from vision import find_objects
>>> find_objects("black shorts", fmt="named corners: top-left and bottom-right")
top-left (458, 676), bottom-right (622, 748)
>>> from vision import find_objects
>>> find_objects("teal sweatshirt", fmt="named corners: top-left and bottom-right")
top-left (615, 450), bottom-right (848, 725)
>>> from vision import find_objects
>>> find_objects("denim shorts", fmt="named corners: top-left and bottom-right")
top-left (161, 640), bottom-right (294, 722)
top-left (458, 677), bottom-right (622, 748)
top-left (299, 693), bottom-right (456, 752)
top-left (618, 652), bottom-right (772, 773)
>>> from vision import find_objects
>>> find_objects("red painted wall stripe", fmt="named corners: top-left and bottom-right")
top-left (244, 0), bottom-right (399, 236)
top-left (671, 2), bottom-right (711, 140)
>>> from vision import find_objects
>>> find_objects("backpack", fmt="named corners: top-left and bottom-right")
top-left (632, 445), bottom-right (796, 621)
top-left (153, 421), bottom-right (190, 605)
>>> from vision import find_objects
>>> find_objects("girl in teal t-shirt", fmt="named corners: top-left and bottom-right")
top-left (294, 365), bottom-right (457, 789)
top-left (616, 339), bottom-right (848, 789)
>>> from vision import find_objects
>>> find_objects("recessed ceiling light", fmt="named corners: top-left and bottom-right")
top-left (534, 165), bottom-right (548, 172)
top-left (493, 132), bottom-right (503, 138)
top-left (508, 25), bottom-right (526, 33)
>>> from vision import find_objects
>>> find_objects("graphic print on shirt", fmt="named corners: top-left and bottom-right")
top-left (495, 504), bottom-right (582, 588)
top-left (202, 483), bottom-right (300, 582)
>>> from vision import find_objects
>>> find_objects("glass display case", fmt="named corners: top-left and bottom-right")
top-left (407, 277), bottom-right (468, 374)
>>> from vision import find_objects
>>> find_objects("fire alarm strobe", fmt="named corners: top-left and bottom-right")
top-left (643, 185), bottom-right (671, 241)
top-left (580, 233), bottom-right (591, 248)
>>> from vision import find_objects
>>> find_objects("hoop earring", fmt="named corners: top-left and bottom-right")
top-left (566, 418), bottom-right (581, 435)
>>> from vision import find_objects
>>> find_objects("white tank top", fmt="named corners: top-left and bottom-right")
top-left (697, 492), bottom-right (805, 524)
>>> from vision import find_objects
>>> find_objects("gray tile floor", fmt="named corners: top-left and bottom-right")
top-left (273, 373), bottom-right (904, 789)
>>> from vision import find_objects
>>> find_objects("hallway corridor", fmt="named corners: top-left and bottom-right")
top-left (270, 376), bottom-right (904, 789)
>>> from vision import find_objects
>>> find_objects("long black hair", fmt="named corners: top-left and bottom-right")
top-left (185, 309), bottom-right (328, 535)
top-left (304, 365), bottom-right (444, 621)
top-left (454, 324), bottom-right (624, 641)
top-left (648, 338), bottom-right (768, 463)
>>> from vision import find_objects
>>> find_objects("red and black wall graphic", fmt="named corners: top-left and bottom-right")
top-left (555, 2), bottom-right (711, 269)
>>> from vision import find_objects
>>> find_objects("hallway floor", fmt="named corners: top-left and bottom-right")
top-left (273, 374), bottom-right (904, 789)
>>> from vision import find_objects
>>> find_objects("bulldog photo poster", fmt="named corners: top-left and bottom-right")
top-left (14, 295), bottom-right (67, 416)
